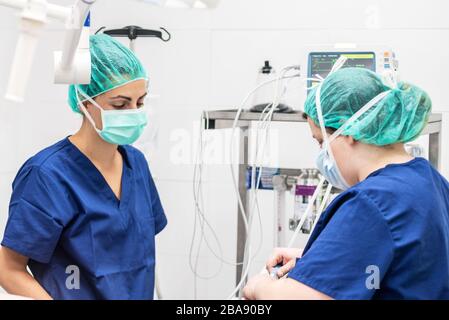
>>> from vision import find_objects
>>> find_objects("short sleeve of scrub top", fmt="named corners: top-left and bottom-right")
top-left (2, 166), bottom-right (73, 263)
top-left (288, 192), bottom-right (395, 300)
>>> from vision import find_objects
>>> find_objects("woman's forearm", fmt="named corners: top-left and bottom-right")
top-left (254, 277), bottom-right (333, 300)
top-left (0, 247), bottom-right (52, 300)
top-left (253, 278), bottom-right (296, 300)
top-left (0, 269), bottom-right (52, 300)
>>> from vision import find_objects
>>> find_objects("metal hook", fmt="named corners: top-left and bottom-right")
top-left (160, 27), bottom-right (171, 42)
top-left (95, 26), bottom-right (106, 35)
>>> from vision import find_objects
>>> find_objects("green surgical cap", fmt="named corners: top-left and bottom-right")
top-left (304, 67), bottom-right (432, 146)
top-left (68, 34), bottom-right (148, 114)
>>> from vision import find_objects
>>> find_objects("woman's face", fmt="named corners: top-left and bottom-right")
top-left (84, 79), bottom-right (148, 130)
top-left (307, 117), bottom-right (359, 186)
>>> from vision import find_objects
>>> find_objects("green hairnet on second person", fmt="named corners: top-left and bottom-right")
top-left (68, 34), bottom-right (148, 114)
top-left (304, 67), bottom-right (432, 146)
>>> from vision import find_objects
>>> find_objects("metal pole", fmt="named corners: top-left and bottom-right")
top-left (429, 131), bottom-right (441, 170)
top-left (235, 127), bottom-right (249, 288)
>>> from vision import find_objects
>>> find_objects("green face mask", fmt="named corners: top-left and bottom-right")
top-left (76, 88), bottom-right (148, 145)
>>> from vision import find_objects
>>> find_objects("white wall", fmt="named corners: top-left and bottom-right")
top-left (0, 0), bottom-right (448, 299)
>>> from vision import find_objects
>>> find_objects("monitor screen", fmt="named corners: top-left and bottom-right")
top-left (308, 52), bottom-right (376, 88)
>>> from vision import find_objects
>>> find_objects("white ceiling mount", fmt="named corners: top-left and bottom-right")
top-left (0, 0), bottom-right (220, 103)
top-left (0, 0), bottom-right (94, 102)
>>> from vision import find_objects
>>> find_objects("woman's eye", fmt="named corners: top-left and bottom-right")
top-left (112, 103), bottom-right (127, 108)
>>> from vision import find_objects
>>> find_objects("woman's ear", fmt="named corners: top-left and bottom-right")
top-left (346, 135), bottom-right (357, 145)
top-left (83, 101), bottom-right (91, 109)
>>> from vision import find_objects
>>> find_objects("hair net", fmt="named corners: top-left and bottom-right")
top-left (304, 67), bottom-right (432, 146)
top-left (68, 34), bottom-right (148, 114)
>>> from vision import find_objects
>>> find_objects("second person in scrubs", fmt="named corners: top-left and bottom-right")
top-left (243, 67), bottom-right (449, 300)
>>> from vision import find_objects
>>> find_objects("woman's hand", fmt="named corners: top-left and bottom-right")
top-left (243, 249), bottom-right (333, 300)
top-left (266, 247), bottom-right (303, 278)
top-left (243, 271), bottom-right (273, 300)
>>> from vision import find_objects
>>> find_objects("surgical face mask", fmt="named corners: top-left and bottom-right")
top-left (315, 137), bottom-right (350, 191)
top-left (75, 88), bottom-right (148, 146)
top-left (314, 83), bottom-right (391, 190)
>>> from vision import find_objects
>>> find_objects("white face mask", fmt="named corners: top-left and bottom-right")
top-left (314, 79), bottom-right (391, 190)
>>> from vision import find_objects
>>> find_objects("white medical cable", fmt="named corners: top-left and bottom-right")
top-left (234, 101), bottom-right (278, 299)
top-left (287, 176), bottom-right (326, 248)
top-left (191, 115), bottom-right (207, 298)
top-left (190, 108), bottom-right (260, 298)
top-left (228, 94), bottom-right (280, 300)
top-left (189, 109), bottom-right (250, 298)
top-left (190, 114), bottom-right (225, 287)
top-left (249, 66), bottom-right (300, 221)
top-left (191, 112), bottom-right (228, 298)
top-left (239, 69), bottom-right (288, 293)
top-left (228, 66), bottom-right (300, 299)
top-left (233, 67), bottom-right (301, 293)
top-left (227, 73), bottom-right (300, 262)
top-left (246, 69), bottom-right (291, 252)
top-left (191, 114), bottom-right (233, 268)
top-left (308, 183), bottom-right (333, 237)
top-left (155, 269), bottom-right (163, 299)
top-left (185, 66), bottom-right (299, 299)
top-left (227, 108), bottom-right (275, 299)
top-left (239, 66), bottom-right (300, 295)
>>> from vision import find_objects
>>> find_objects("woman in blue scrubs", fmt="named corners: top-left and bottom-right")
top-left (0, 34), bottom-right (167, 299)
top-left (243, 67), bottom-right (449, 299)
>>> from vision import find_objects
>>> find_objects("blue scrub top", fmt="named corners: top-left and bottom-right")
top-left (1, 137), bottom-right (167, 300)
top-left (289, 158), bottom-right (449, 299)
